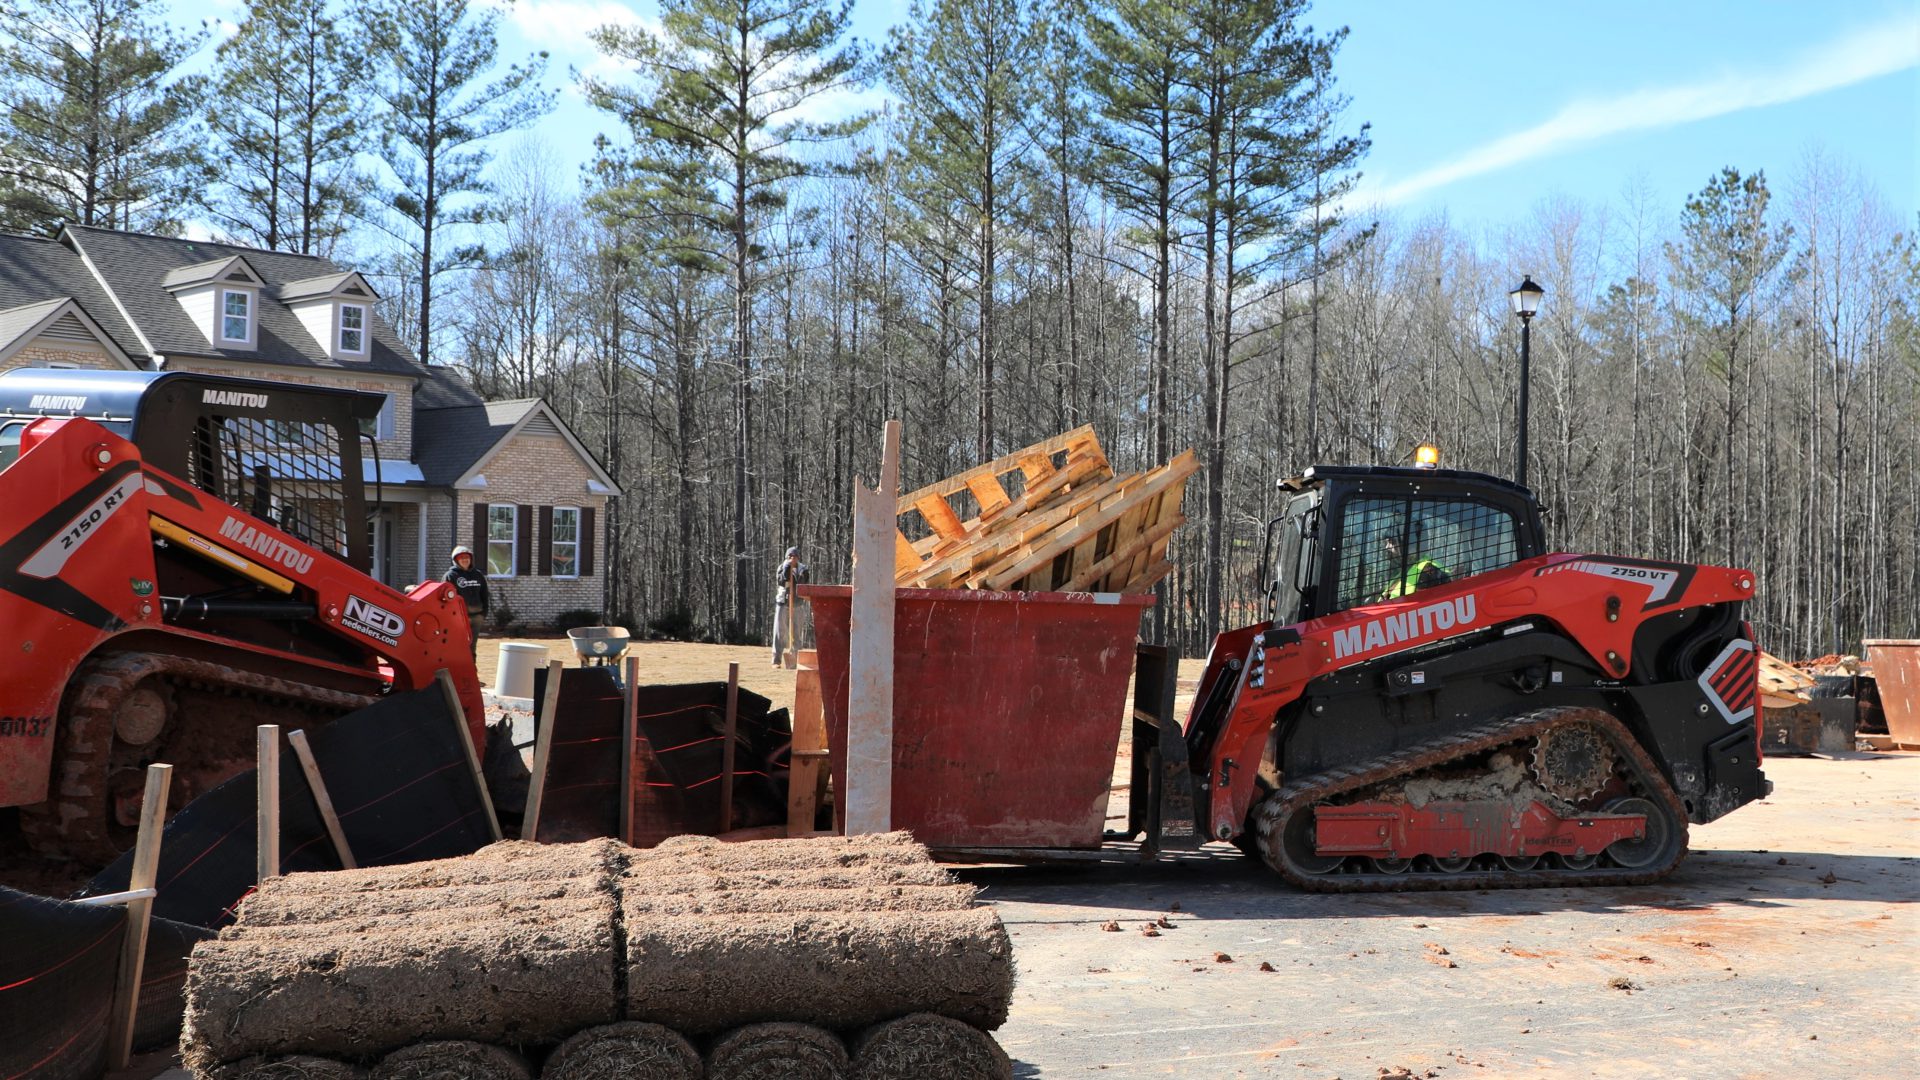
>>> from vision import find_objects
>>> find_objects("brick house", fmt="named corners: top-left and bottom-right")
top-left (0, 225), bottom-right (620, 627)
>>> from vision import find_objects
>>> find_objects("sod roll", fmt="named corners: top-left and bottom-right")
top-left (182, 899), bottom-right (618, 1068)
top-left (621, 883), bottom-right (976, 916)
top-left (238, 878), bottom-right (605, 925)
top-left (371, 1042), bottom-right (532, 1080)
top-left (260, 840), bottom-right (614, 897)
top-left (705, 1023), bottom-right (847, 1080)
top-left (624, 863), bottom-right (959, 893)
top-left (849, 1014), bottom-right (1012, 1080)
top-left (539, 1023), bottom-right (701, 1080)
top-left (208, 1056), bottom-right (368, 1080)
top-left (623, 907), bottom-right (1014, 1034)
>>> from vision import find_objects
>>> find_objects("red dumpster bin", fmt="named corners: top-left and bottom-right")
top-left (799, 585), bottom-right (1154, 849)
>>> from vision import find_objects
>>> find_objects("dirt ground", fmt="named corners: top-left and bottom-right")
top-left (976, 752), bottom-right (1920, 1079)
top-left (476, 635), bottom-right (803, 714)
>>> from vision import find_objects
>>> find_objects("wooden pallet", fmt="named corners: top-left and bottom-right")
top-left (893, 427), bottom-right (1195, 595)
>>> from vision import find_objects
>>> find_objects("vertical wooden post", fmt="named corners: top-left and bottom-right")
top-left (522, 660), bottom-right (565, 842)
top-left (256, 725), bottom-right (280, 882)
top-left (719, 662), bottom-right (739, 833)
top-left (787, 652), bottom-right (828, 837)
top-left (288, 729), bottom-right (357, 870)
top-left (845, 420), bottom-right (900, 835)
top-left (784, 594), bottom-right (798, 670)
top-left (621, 656), bottom-right (638, 846)
top-left (107, 763), bottom-right (169, 1070)
top-left (436, 668), bottom-right (503, 842)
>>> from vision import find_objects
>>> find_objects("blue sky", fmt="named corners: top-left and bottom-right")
top-left (194, 0), bottom-right (1918, 229)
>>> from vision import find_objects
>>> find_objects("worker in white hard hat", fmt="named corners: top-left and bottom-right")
top-left (443, 545), bottom-right (490, 656)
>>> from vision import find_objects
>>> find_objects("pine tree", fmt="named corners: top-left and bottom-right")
top-left (888, 0), bottom-right (1039, 459)
top-left (205, 0), bottom-right (368, 254)
top-left (1667, 167), bottom-right (1791, 566)
top-left (0, 0), bottom-right (204, 234)
top-left (585, 0), bottom-right (866, 639)
top-left (1182, 0), bottom-right (1367, 638)
top-left (357, 0), bottom-right (549, 363)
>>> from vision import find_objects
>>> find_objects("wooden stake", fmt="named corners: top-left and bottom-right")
top-left (436, 668), bottom-right (503, 842)
top-left (784, 592), bottom-right (798, 670)
top-left (107, 762), bottom-right (169, 1070)
top-left (719, 662), bottom-right (739, 833)
top-left (846, 419), bottom-right (900, 835)
top-left (256, 725), bottom-right (280, 882)
top-left (288, 729), bottom-right (356, 869)
top-left (522, 660), bottom-right (565, 842)
top-left (621, 656), bottom-right (638, 846)
top-left (787, 659), bottom-right (828, 838)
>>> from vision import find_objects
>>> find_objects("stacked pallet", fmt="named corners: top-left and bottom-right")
top-left (1758, 649), bottom-right (1817, 709)
top-left (181, 833), bottom-right (1015, 1080)
top-left (894, 425), bottom-right (1196, 593)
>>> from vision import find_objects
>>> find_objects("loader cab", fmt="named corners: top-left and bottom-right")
top-left (1267, 465), bottom-right (1546, 625)
top-left (0, 368), bottom-right (384, 573)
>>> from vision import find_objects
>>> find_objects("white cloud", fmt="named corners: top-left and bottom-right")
top-left (1352, 11), bottom-right (1920, 208)
top-left (484, 0), bottom-right (655, 62)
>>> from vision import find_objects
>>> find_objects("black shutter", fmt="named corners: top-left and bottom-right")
top-left (538, 506), bottom-right (553, 577)
top-left (516, 505), bottom-right (532, 576)
top-left (471, 503), bottom-right (487, 561)
top-left (580, 506), bottom-right (595, 577)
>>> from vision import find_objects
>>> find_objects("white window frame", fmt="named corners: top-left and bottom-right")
top-left (486, 503), bottom-right (517, 578)
top-left (551, 506), bottom-right (580, 579)
top-left (220, 288), bottom-right (252, 344)
top-left (338, 302), bottom-right (367, 356)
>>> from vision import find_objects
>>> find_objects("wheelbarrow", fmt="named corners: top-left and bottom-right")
top-left (567, 625), bottom-right (632, 670)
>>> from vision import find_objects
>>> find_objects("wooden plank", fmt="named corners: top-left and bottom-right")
top-left (620, 656), bottom-right (638, 846)
top-left (287, 729), bottom-right (356, 870)
top-left (966, 473), bottom-right (1012, 517)
top-left (788, 664), bottom-right (826, 837)
top-left (847, 420), bottom-right (899, 835)
top-left (256, 725), bottom-right (280, 882)
top-left (107, 763), bottom-right (170, 1070)
top-left (1121, 559), bottom-right (1176, 595)
top-left (437, 668), bottom-right (503, 842)
top-left (1063, 514), bottom-right (1186, 592)
top-left (895, 424), bottom-right (1099, 511)
top-left (895, 530), bottom-right (921, 575)
top-left (1018, 452), bottom-right (1056, 485)
top-left (979, 453), bottom-right (1197, 589)
top-left (521, 660), bottom-right (565, 842)
top-left (720, 662), bottom-right (740, 834)
top-left (914, 495), bottom-right (968, 540)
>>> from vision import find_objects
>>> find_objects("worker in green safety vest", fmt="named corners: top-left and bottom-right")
top-left (1378, 533), bottom-right (1452, 599)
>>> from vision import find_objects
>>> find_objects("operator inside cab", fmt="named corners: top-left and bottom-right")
top-left (1377, 531), bottom-right (1451, 600)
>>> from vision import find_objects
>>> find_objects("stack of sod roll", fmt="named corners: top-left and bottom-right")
top-left (181, 833), bottom-right (1015, 1080)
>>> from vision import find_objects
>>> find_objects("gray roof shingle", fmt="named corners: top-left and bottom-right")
top-left (0, 233), bottom-right (146, 361)
top-left (414, 398), bottom-right (539, 486)
top-left (64, 226), bottom-right (421, 378)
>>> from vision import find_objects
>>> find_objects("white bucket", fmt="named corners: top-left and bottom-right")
top-left (495, 642), bottom-right (547, 699)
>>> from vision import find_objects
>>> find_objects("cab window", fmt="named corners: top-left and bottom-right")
top-left (1332, 496), bottom-right (1521, 610)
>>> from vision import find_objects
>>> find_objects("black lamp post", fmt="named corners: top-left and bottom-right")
top-left (1508, 275), bottom-right (1544, 487)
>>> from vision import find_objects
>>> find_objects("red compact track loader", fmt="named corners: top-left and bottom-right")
top-left (1116, 455), bottom-right (1770, 891)
top-left (0, 369), bottom-right (485, 862)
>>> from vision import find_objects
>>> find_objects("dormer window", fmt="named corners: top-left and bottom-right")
top-left (221, 289), bottom-right (252, 343)
top-left (339, 303), bottom-right (366, 354)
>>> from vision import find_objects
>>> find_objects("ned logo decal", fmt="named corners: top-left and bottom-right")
top-left (343, 595), bottom-right (405, 646)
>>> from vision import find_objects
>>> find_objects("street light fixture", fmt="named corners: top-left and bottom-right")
top-left (1508, 275), bottom-right (1544, 487)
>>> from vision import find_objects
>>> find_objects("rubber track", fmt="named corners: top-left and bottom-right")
top-left (18, 652), bottom-right (376, 863)
top-left (1252, 706), bottom-right (1690, 893)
